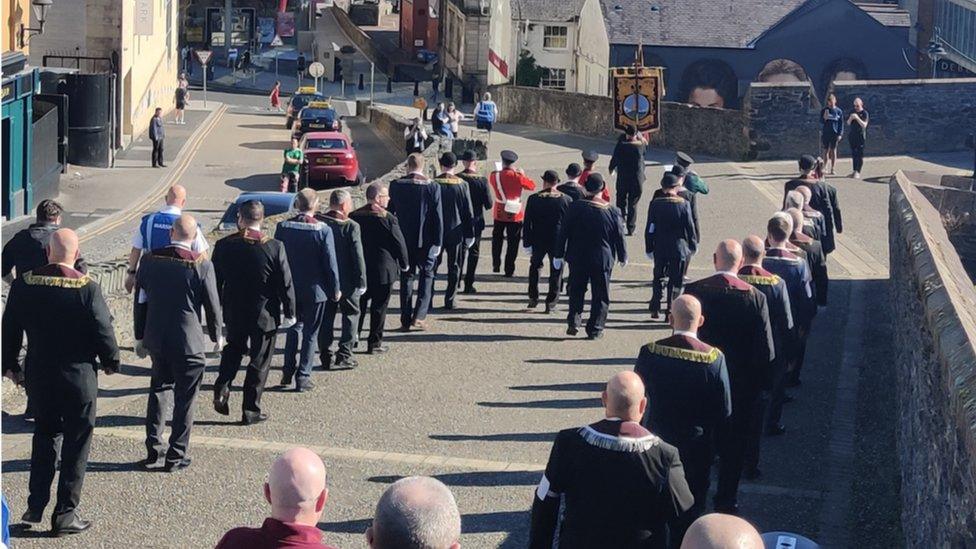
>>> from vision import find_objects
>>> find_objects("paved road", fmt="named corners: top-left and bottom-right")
top-left (2, 94), bottom-right (969, 546)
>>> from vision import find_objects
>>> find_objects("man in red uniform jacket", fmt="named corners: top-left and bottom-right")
top-left (216, 447), bottom-right (338, 548)
top-left (489, 150), bottom-right (536, 277)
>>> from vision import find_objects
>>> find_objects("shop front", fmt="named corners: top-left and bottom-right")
top-left (2, 52), bottom-right (39, 220)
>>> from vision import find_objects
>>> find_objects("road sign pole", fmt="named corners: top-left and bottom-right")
top-left (370, 62), bottom-right (375, 105)
top-left (203, 63), bottom-right (208, 107)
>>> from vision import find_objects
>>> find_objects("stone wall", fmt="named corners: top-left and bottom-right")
top-left (745, 82), bottom-right (822, 161)
top-left (888, 171), bottom-right (976, 548)
top-left (488, 85), bottom-right (751, 160)
top-left (330, 6), bottom-right (389, 74)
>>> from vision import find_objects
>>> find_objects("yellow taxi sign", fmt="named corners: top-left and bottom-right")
top-left (307, 100), bottom-right (332, 109)
top-left (296, 86), bottom-right (318, 94)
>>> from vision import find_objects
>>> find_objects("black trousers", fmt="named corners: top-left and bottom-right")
top-left (215, 327), bottom-right (277, 419)
top-left (670, 436), bottom-right (715, 544)
top-left (321, 291), bottom-right (361, 362)
top-left (436, 238), bottom-right (465, 306)
top-left (850, 140), bottom-right (865, 172)
top-left (146, 350), bottom-right (206, 465)
top-left (151, 138), bottom-right (164, 166)
top-left (462, 226), bottom-right (485, 289)
top-left (358, 282), bottom-right (393, 347)
top-left (616, 182), bottom-right (643, 234)
top-left (528, 248), bottom-right (561, 304)
top-left (400, 248), bottom-right (437, 326)
top-left (650, 255), bottom-right (688, 314)
top-left (26, 366), bottom-right (96, 526)
top-left (567, 266), bottom-right (611, 336)
top-left (491, 221), bottom-right (522, 276)
top-left (744, 391), bottom-right (769, 473)
top-left (788, 322), bottom-right (812, 384)
top-left (715, 391), bottom-right (759, 508)
top-left (764, 345), bottom-right (791, 431)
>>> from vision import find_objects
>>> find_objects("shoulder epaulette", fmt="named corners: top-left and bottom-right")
top-left (150, 253), bottom-right (205, 266)
top-left (653, 196), bottom-right (685, 204)
top-left (739, 274), bottom-right (781, 286)
top-left (435, 175), bottom-right (464, 185)
top-left (581, 199), bottom-right (610, 209)
top-left (644, 342), bottom-right (720, 364)
top-left (23, 273), bottom-right (91, 289)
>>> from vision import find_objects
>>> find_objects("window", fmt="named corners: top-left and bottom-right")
top-left (540, 68), bottom-right (567, 90)
top-left (543, 26), bottom-right (568, 49)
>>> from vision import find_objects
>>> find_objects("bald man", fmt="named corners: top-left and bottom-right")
top-left (136, 214), bottom-right (223, 472)
top-left (785, 207), bottom-right (828, 308)
top-left (367, 476), bottom-right (461, 549)
top-left (530, 372), bottom-right (693, 549)
top-left (634, 294), bottom-right (731, 541)
top-left (684, 241), bottom-right (774, 515)
top-left (216, 448), bottom-right (338, 548)
top-left (3, 229), bottom-right (119, 535)
top-left (125, 184), bottom-right (209, 294)
top-left (679, 513), bottom-right (764, 549)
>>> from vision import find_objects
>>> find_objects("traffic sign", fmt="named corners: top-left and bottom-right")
top-left (195, 49), bottom-right (213, 65)
top-left (270, 35), bottom-right (283, 47)
top-left (308, 62), bottom-right (325, 78)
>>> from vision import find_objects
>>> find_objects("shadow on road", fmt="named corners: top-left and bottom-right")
top-left (429, 432), bottom-right (555, 443)
top-left (478, 397), bottom-right (602, 409)
top-left (226, 173), bottom-right (281, 192)
top-left (240, 140), bottom-right (288, 150)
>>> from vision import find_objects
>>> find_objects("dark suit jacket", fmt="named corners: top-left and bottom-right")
top-left (318, 211), bottom-right (367, 293)
top-left (554, 198), bottom-right (628, 271)
top-left (608, 139), bottom-right (646, 186)
top-left (458, 169), bottom-right (493, 231)
top-left (136, 245), bottom-right (223, 356)
top-left (2, 264), bottom-right (119, 377)
top-left (212, 228), bottom-right (295, 333)
top-left (274, 215), bottom-right (341, 304)
top-left (522, 189), bottom-right (572, 252)
top-left (644, 194), bottom-right (696, 259)
top-left (389, 173), bottom-right (443, 251)
top-left (350, 204), bottom-right (409, 287)
top-left (2, 223), bottom-right (87, 278)
top-left (434, 173), bottom-right (474, 244)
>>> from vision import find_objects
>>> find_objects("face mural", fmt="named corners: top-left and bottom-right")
top-left (757, 58), bottom-right (811, 84)
top-left (680, 59), bottom-right (739, 109)
top-left (820, 57), bottom-right (867, 97)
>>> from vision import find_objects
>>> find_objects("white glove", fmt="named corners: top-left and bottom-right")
top-left (646, 252), bottom-right (654, 260)
top-left (523, 246), bottom-right (532, 256)
top-left (280, 316), bottom-right (297, 329)
top-left (428, 246), bottom-right (441, 259)
top-left (552, 258), bottom-right (564, 270)
top-left (134, 339), bottom-right (148, 359)
top-left (214, 335), bottom-right (226, 353)
top-left (465, 238), bottom-right (475, 249)
top-left (353, 286), bottom-right (367, 298)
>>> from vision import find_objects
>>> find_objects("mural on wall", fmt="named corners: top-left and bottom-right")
top-left (679, 59), bottom-right (739, 109)
top-left (819, 57), bottom-right (867, 97)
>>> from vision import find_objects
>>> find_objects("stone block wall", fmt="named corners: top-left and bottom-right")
top-left (745, 82), bottom-right (821, 161)
top-left (488, 85), bottom-right (751, 160)
top-left (888, 171), bottom-right (976, 548)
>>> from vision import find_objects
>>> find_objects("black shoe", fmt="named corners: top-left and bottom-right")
top-left (320, 355), bottom-right (333, 370)
top-left (764, 424), bottom-right (787, 436)
top-left (280, 372), bottom-right (294, 387)
top-left (213, 386), bottom-right (230, 416)
top-left (242, 413), bottom-right (269, 425)
top-left (587, 331), bottom-right (604, 340)
top-left (21, 509), bottom-right (43, 524)
top-left (566, 326), bottom-right (579, 336)
top-left (367, 344), bottom-right (389, 354)
top-left (296, 379), bottom-right (314, 393)
top-left (158, 163), bottom-right (167, 168)
top-left (443, 301), bottom-right (456, 310)
top-left (544, 302), bottom-right (555, 314)
top-left (461, 286), bottom-right (477, 294)
top-left (650, 310), bottom-right (661, 320)
top-left (492, 266), bottom-right (500, 273)
top-left (163, 457), bottom-right (192, 472)
top-left (52, 516), bottom-right (92, 536)
top-left (743, 467), bottom-right (762, 480)
top-left (334, 357), bottom-right (359, 369)
top-left (504, 272), bottom-right (515, 278)
top-left (527, 298), bottom-right (539, 309)
top-left (140, 453), bottom-right (162, 469)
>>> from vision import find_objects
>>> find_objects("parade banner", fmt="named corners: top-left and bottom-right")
top-left (612, 66), bottom-right (663, 133)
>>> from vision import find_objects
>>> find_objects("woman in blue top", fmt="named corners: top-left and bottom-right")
top-left (820, 93), bottom-right (844, 175)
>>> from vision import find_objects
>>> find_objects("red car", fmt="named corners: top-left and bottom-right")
top-left (300, 131), bottom-right (363, 189)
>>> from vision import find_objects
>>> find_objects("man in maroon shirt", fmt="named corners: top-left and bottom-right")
top-left (216, 448), bottom-right (338, 549)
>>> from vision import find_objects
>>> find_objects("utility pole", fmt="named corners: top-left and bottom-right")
top-left (224, 0), bottom-right (234, 63)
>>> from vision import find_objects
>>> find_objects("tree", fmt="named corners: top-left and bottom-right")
top-left (515, 50), bottom-right (545, 88)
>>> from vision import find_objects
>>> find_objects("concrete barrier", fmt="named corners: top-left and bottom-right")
top-left (888, 170), bottom-right (976, 547)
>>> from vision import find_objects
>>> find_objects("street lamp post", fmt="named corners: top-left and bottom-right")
top-left (19, 0), bottom-right (52, 48)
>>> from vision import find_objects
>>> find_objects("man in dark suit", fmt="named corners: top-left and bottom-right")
top-left (557, 163), bottom-right (585, 202)
top-left (522, 170), bottom-right (572, 312)
top-left (645, 172), bottom-right (698, 320)
top-left (136, 214), bottom-right (223, 472)
top-left (457, 149), bottom-right (492, 294)
top-left (275, 189), bottom-right (341, 391)
top-left (433, 152), bottom-right (474, 310)
top-left (552, 173), bottom-right (628, 340)
top-left (608, 126), bottom-right (647, 235)
top-left (388, 153), bottom-right (443, 331)
top-left (317, 190), bottom-right (367, 369)
top-left (211, 200), bottom-right (296, 424)
top-left (2, 199), bottom-right (87, 280)
top-left (2, 229), bottom-right (119, 536)
top-left (149, 107), bottom-right (165, 168)
top-left (683, 240), bottom-right (774, 514)
top-left (352, 182), bottom-right (409, 354)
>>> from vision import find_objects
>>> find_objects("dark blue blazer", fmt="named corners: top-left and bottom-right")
top-left (389, 173), bottom-right (443, 250)
top-left (274, 214), bottom-right (341, 304)
top-left (554, 198), bottom-right (627, 271)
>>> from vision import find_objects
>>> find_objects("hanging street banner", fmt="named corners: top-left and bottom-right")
top-left (611, 66), bottom-right (664, 133)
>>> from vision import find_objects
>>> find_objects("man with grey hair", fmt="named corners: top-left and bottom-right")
top-left (367, 476), bottom-right (461, 549)
top-left (216, 447), bottom-right (339, 548)
top-left (318, 189), bottom-right (367, 369)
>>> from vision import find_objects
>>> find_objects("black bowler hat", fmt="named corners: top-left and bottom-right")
top-left (676, 151), bottom-right (694, 167)
top-left (584, 172), bottom-right (605, 193)
top-left (542, 170), bottom-right (559, 183)
top-left (661, 172), bottom-right (681, 188)
top-left (460, 149), bottom-right (478, 162)
top-left (566, 163), bottom-right (582, 177)
top-left (582, 150), bottom-right (599, 163)
top-left (501, 150), bottom-right (519, 163)
top-left (799, 154), bottom-right (817, 171)
top-left (670, 164), bottom-right (687, 177)
top-left (439, 152), bottom-right (457, 168)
